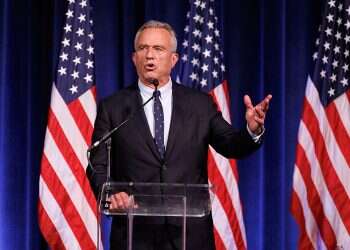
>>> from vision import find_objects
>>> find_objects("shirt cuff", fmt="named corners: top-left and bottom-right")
top-left (246, 124), bottom-right (265, 143)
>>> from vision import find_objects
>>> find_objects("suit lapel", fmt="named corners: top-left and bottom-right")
top-left (165, 84), bottom-right (185, 159)
top-left (130, 86), bottom-right (162, 161)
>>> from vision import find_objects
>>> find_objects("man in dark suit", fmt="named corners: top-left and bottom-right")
top-left (87, 20), bottom-right (272, 250)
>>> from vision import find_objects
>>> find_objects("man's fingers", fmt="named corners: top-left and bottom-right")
top-left (261, 94), bottom-right (272, 111)
top-left (109, 192), bottom-right (130, 209)
top-left (255, 106), bottom-right (265, 118)
top-left (244, 95), bottom-right (254, 109)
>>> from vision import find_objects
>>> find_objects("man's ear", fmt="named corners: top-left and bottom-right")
top-left (132, 52), bottom-right (136, 65)
top-left (171, 53), bottom-right (179, 68)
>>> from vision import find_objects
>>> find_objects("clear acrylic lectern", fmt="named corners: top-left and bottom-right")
top-left (97, 182), bottom-right (214, 250)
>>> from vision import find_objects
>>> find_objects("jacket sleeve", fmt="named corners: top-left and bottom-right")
top-left (207, 95), bottom-right (262, 159)
top-left (86, 100), bottom-right (111, 199)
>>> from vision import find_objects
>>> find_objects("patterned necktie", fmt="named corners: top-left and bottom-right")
top-left (153, 90), bottom-right (165, 159)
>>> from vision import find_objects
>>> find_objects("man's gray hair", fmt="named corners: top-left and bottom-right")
top-left (134, 20), bottom-right (177, 52)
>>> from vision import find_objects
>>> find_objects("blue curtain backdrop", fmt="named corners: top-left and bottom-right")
top-left (0, 0), bottom-right (324, 249)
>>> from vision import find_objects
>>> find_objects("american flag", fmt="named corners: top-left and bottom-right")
top-left (38, 0), bottom-right (102, 249)
top-left (177, 0), bottom-right (247, 249)
top-left (291, 0), bottom-right (350, 249)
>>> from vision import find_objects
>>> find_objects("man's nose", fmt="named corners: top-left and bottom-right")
top-left (145, 47), bottom-right (155, 58)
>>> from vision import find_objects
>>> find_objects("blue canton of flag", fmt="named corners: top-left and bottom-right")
top-left (313, 0), bottom-right (350, 106)
top-left (57, 0), bottom-right (95, 103)
top-left (177, 0), bottom-right (226, 92)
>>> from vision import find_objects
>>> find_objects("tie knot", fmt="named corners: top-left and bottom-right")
top-left (153, 90), bottom-right (161, 99)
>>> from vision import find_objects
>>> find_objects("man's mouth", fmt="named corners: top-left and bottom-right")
top-left (144, 63), bottom-right (156, 71)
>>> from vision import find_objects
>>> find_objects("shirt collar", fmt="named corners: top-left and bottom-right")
top-left (138, 78), bottom-right (172, 98)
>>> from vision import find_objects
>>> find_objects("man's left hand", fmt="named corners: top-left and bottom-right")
top-left (244, 94), bottom-right (272, 134)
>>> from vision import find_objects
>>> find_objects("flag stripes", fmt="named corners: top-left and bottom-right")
top-left (209, 83), bottom-right (247, 250)
top-left (38, 1), bottom-right (101, 247)
top-left (291, 77), bottom-right (350, 249)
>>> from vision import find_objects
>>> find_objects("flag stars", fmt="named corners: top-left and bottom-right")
top-left (212, 70), bottom-right (218, 78)
top-left (71, 70), bottom-right (79, 79)
top-left (332, 60), bottom-right (338, 68)
top-left (184, 25), bottom-right (189, 33)
top-left (328, 0), bottom-right (336, 8)
top-left (333, 46), bottom-right (340, 54)
top-left (85, 59), bottom-right (94, 69)
top-left (322, 55), bottom-right (328, 64)
top-left (341, 77), bottom-right (348, 86)
top-left (209, 8), bottom-right (214, 15)
top-left (88, 32), bottom-right (94, 40)
top-left (320, 70), bottom-right (326, 78)
top-left (73, 56), bottom-right (81, 65)
top-left (338, 3), bottom-right (343, 10)
top-left (214, 57), bottom-right (219, 64)
top-left (87, 46), bottom-right (94, 54)
top-left (325, 27), bottom-right (332, 36)
top-left (68, 0), bottom-right (75, 3)
top-left (191, 58), bottom-right (199, 67)
top-left (182, 40), bottom-right (189, 48)
top-left (345, 20), bottom-right (350, 29)
top-left (66, 9), bottom-right (74, 18)
top-left (181, 54), bottom-right (188, 62)
top-left (220, 64), bottom-right (225, 72)
top-left (335, 32), bottom-right (341, 40)
top-left (312, 52), bottom-right (318, 60)
top-left (328, 87), bottom-right (335, 96)
top-left (200, 78), bottom-right (207, 87)
top-left (63, 24), bottom-right (72, 33)
top-left (329, 73), bottom-right (336, 82)
top-left (84, 73), bottom-right (92, 83)
top-left (342, 64), bottom-right (349, 72)
top-left (76, 28), bottom-right (84, 36)
top-left (214, 43), bottom-right (219, 50)
top-left (189, 72), bottom-right (198, 81)
top-left (58, 66), bottom-right (67, 76)
top-left (62, 38), bottom-right (70, 47)
top-left (324, 42), bottom-right (330, 50)
top-left (194, 14), bottom-right (202, 23)
top-left (345, 50), bottom-right (349, 58)
top-left (60, 52), bottom-right (68, 61)
top-left (337, 18), bottom-right (342, 25)
top-left (214, 29), bottom-right (220, 37)
top-left (69, 85), bottom-right (78, 94)
top-left (80, 0), bottom-right (87, 8)
top-left (316, 38), bottom-right (320, 45)
top-left (192, 43), bottom-right (201, 52)
top-left (326, 14), bottom-right (334, 22)
top-left (205, 35), bottom-right (213, 44)
top-left (344, 35), bottom-right (350, 43)
top-left (193, 29), bottom-right (202, 38)
top-left (78, 14), bottom-right (86, 23)
top-left (74, 42), bottom-right (83, 51)
top-left (201, 64), bottom-right (209, 72)
top-left (202, 49), bottom-right (211, 58)
top-left (194, 0), bottom-right (201, 7)
top-left (346, 6), bottom-right (350, 15)
top-left (207, 21), bottom-right (214, 29)
top-left (200, 2), bottom-right (206, 9)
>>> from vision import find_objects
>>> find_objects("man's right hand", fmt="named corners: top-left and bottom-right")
top-left (108, 192), bottom-right (130, 209)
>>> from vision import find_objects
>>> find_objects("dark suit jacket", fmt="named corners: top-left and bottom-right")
top-left (87, 82), bottom-right (262, 249)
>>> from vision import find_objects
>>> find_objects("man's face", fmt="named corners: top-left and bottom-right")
top-left (132, 28), bottom-right (179, 87)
